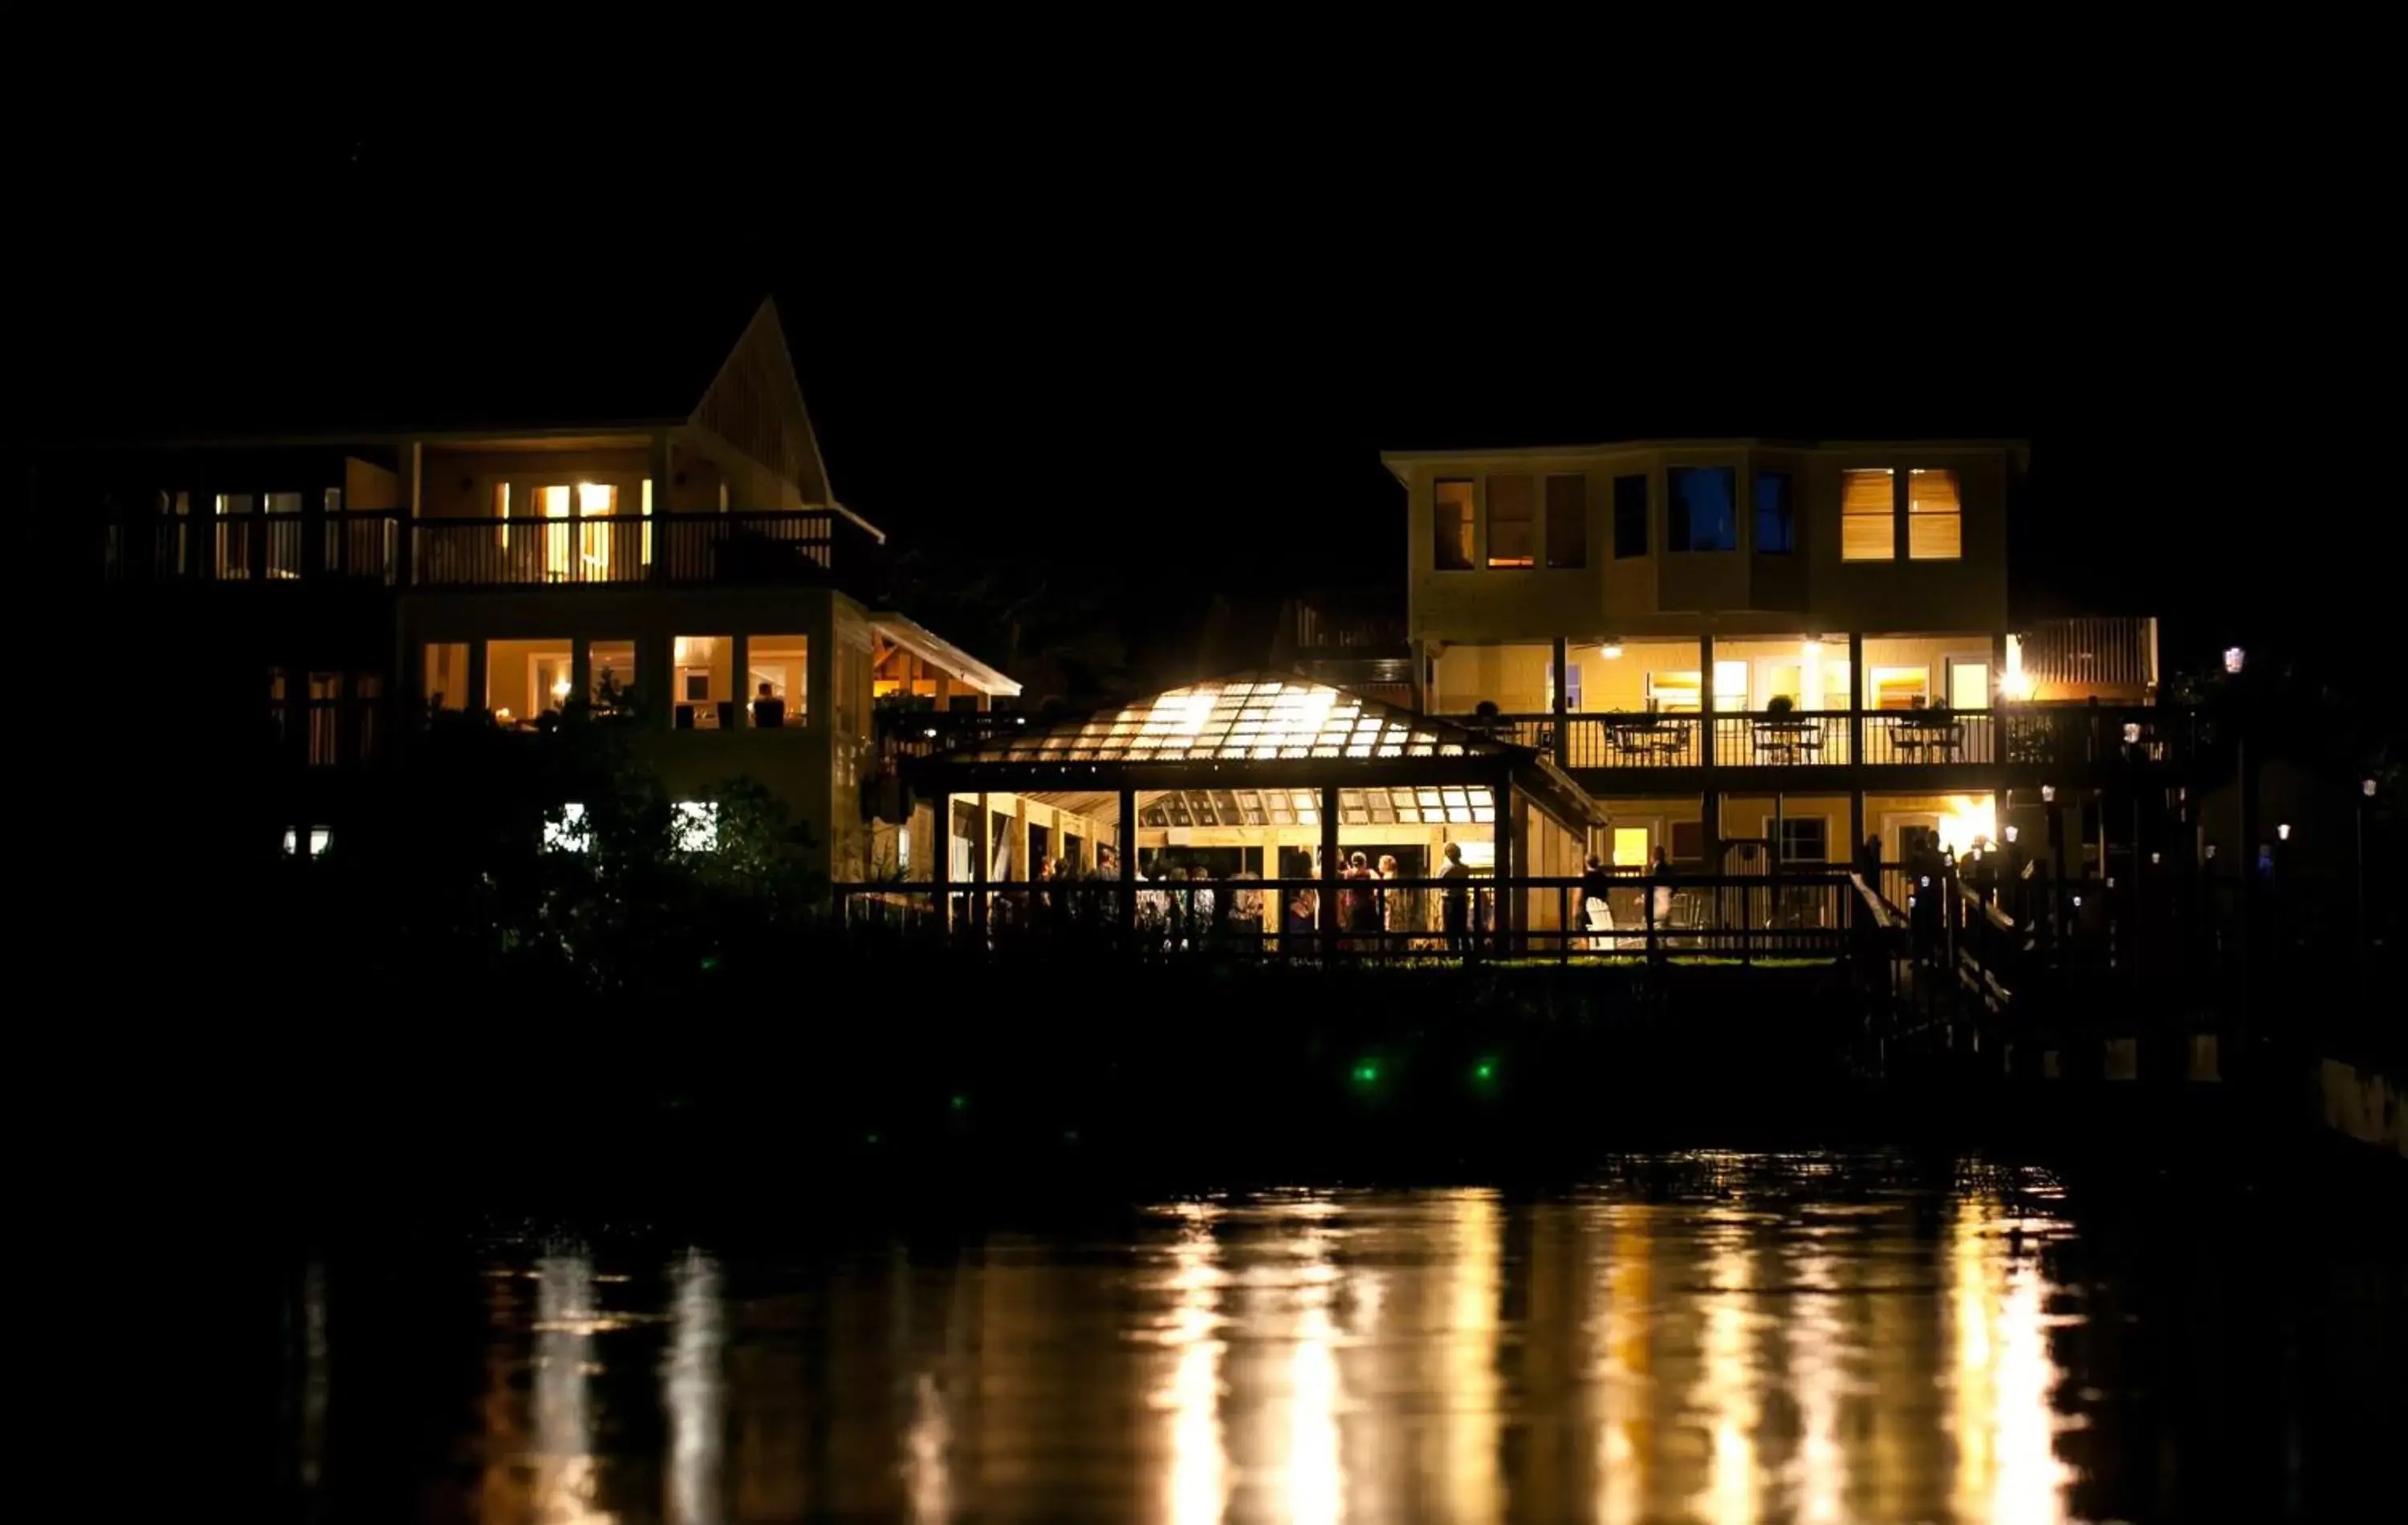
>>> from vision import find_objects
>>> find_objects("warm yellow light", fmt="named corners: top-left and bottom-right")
top-left (552, 678), bottom-right (572, 699)
top-left (1600, 643), bottom-right (1625, 660)
top-left (2000, 633), bottom-right (2034, 700)
top-left (1935, 795), bottom-right (1997, 856)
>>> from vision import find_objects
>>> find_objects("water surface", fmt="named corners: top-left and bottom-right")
top-left (278, 1155), bottom-right (2400, 1523)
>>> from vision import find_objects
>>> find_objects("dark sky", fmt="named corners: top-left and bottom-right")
top-left (21, 113), bottom-right (2392, 687)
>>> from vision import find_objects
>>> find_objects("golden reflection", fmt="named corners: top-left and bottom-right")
top-left (1152, 1205), bottom-right (1228, 1525)
top-left (1784, 1238), bottom-right (1846, 1525)
top-left (1950, 1193), bottom-right (2075, 1525)
top-left (1442, 1190), bottom-right (1503, 1525)
top-left (1590, 1202), bottom-right (1653, 1525)
top-left (1287, 1210), bottom-right (1344, 1525)
top-left (1694, 1223), bottom-right (1763, 1525)
top-left (664, 1251), bottom-right (723, 1525)
top-left (904, 1372), bottom-right (952, 1525)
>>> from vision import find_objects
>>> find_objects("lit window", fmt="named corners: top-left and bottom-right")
top-left (674, 636), bottom-right (732, 726)
top-left (750, 636), bottom-right (810, 726)
top-left (1544, 474), bottom-right (1586, 568)
top-left (1434, 479), bottom-right (1474, 570)
top-left (282, 827), bottom-right (332, 860)
top-left (1666, 467), bottom-right (1737, 552)
top-left (588, 640), bottom-right (636, 710)
top-left (1753, 471), bottom-right (1794, 554)
top-left (1486, 474), bottom-right (1536, 567)
top-left (1870, 665), bottom-right (1930, 710)
top-left (1908, 468), bottom-right (1963, 559)
top-left (544, 803), bottom-right (589, 853)
top-left (1841, 469), bottom-right (1894, 560)
top-left (673, 802), bottom-right (719, 853)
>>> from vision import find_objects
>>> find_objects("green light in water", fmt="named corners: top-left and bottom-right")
top-left (950, 1094), bottom-right (968, 1112)
top-left (1474, 1059), bottom-right (1497, 1081)
top-left (700, 954), bottom-right (721, 972)
top-left (1352, 1063), bottom-right (1380, 1084)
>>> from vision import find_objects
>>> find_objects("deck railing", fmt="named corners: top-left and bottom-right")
top-left (104, 509), bottom-right (875, 592)
top-left (1470, 705), bottom-right (2184, 773)
top-left (828, 872), bottom-right (1873, 963)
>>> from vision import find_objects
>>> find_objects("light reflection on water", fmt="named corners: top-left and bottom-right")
top-left (295, 1157), bottom-right (2398, 1523)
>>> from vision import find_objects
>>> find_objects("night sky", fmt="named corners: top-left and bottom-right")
top-left (23, 116), bottom-right (2392, 692)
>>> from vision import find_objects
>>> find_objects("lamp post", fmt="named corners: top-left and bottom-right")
top-left (2361, 778), bottom-right (2377, 971)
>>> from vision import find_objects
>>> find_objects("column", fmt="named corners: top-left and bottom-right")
top-left (1847, 631), bottom-right (1866, 767)
top-left (466, 640), bottom-right (490, 719)
top-left (1118, 789), bottom-right (1138, 937)
top-left (571, 638), bottom-right (592, 712)
top-left (973, 790), bottom-right (990, 939)
top-left (648, 433), bottom-right (673, 584)
top-left (805, 609), bottom-right (836, 733)
top-left (1319, 784), bottom-right (1341, 949)
top-left (1550, 636), bottom-right (1569, 765)
top-left (397, 440), bottom-right (421, 586)
top-left (1699, 632), bottom-right (1718, 768)
top-left (1849, 791), bottom-right (1867, 874)
top-left (730, 633), bottom-right (750, 725)
top-left (1410, 638), bottom-right (1429, 712)
top-left (933, 791), bottom-right (951, 929)
top-left (1491, 768), bottom-right (1515, 954)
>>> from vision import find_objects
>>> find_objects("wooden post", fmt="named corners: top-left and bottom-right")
top-left (1320, 784), bottom-right (1341, 954)
top-left (1699, 632), bottom-right (1718, 769)
top-left (1848, 631), bottom-right (1866, 767)
top-left (466, 640), bottom-right (490, 720)
top-left (730, 633), bottom-right (750, 726)
top-left (973, 791), bottom-right (990, 941)
top-left (1118, 789), bottom-right (1139, 938)
top-left (1551, 636), bottom-right (1569, 765)
top-left (933, 791), bottom-right (951, 932)
top-left (649, 433), bottom-right (673, 583)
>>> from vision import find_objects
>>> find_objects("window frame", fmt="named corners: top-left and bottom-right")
top-left (1907, 467), bottom-right (1963, 560)
top-left (1484, 473), bottom-right (1536, 569)
top-left (1665, 466), bottom-right (1739, 554)
top-left (1433, 478), bottom-right (1475, 571)
top-left (1768, 815), bottom-right (1830, 865)
top-left (1841, 467), bottom-right (1898, 562)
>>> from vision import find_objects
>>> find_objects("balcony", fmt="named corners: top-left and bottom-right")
top-left (1475, 705), bottom-right (2193, 779)
top-left (100, 510), bottom-right (880, 593)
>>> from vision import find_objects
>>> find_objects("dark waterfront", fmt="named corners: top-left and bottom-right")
top-left (253, 1153), bottom-right (2400, 1524)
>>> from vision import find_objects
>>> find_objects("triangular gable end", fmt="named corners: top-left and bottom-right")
top-left (959, 673), bottom-right (1514, 765)
top-left (689, 299), bottom-right (834, 503)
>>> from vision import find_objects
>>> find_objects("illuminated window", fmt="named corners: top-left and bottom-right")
top-left (749, 636), bottom-right (809, 727)
top-left (214, 492), bottom-right (254, 579)
top-left (484, 638), bottom-right (573, 723)
top-left (1544, 474), bottom-right (1587, 568)
top-left (544, 803), bottom-right (589, 853)
top-left (1486, 474), bottom-right (1535, 567)
top-left (1645, 663), bottom-right (1746, 712)
top-left (674, 636), bottom-right (732, 726)
top-left (1611, 827), bottom-right (1650, 868)
top-left (1666, 467), bottom-right (1736, 552)
top-left (1841, 469), bottom-right (1895, 560)
top-left (588, 640), bottom-right (636, 710)
top-left (641, 478), bottom-right (653, 565)
top-left (1869, 665), bottom-right (1930, 710)
top-left (1613, 474), bottom-right (1649, 559)
top-left (1434, 479), bottom-right (1474, 570)
top-left (672, 802), bottom-right (719, 853)
top-left (1908, 468), bottom-right (1963, 559)
top-left (1754, 471), bottom-right (1794, 554)
top-left (282, 827), bottom-right (332, 860)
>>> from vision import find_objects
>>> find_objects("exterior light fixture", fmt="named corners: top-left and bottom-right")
top-left (2072, 894), bottom-right (2083, 908)
top-left (2003, 824), bottom-right (2020, 844)
top-left (2277, 823), bottom-right (2291, 841)
top-left (1600, 643), bottom-right (1625, 660)
top-left (2122, 722), bottom-right (2141, 744)
top-left (2150, 851), bottom-right (2162, 864)
top-left (923, 726), bottom-right (938, 738)
top-left (2223, 646), bottom-right (2245, 674)
top-left (2366, 779), bottom-right (2380, 798)
top-left (2205, 843), bottom-right (2219, 860)
top-left (1015, 716), bottom-right (1026, 726)
top-left (2040, 784), bottom-right (2056, 804)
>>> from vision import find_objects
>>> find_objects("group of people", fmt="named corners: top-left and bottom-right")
top-left (1575, 847), bottom-right (1677, 950)
top-left (958, 841), bottom-right (1492, 954)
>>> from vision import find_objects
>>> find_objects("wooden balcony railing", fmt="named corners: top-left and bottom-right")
top-left (1470, 705), bottom-right (2187, 774)
top-left (105, 509), bottom-right (874, 592)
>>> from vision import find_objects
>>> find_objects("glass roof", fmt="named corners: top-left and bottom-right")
top-left (1139, 787), bottom-right (1497, 828)
top-left (962, 677), bottom-right (1497, 764)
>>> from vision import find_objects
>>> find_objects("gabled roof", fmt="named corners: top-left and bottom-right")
top-left (958, 673), bottom-right (1509, 765)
